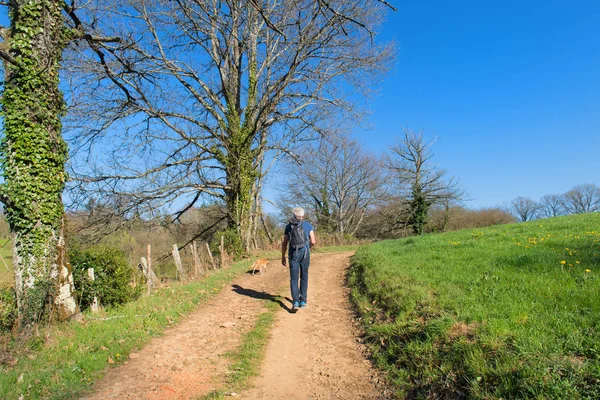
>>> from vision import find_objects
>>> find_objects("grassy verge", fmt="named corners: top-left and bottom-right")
top-left (203, 300), bottom-right (280, 399)
top-left (0, 259), bottom-right (255, 400)
top-left (348, 213), bottom-right (600, 399)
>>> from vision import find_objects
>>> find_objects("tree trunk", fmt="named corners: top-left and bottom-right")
top-left (260, 213), bottom-right (274, 245)
top-left (0, 0), bottom-right (79, 325)
top-left (410, 191), bottom-right (429, 236)
top-left (221, 12), bottom-right (261, 252)
top-left (442, 201), bottom-right (451, 232)
top-left (222, 126), bottom-right (259, 251)
top-left (247, 166), bottom-right (264, 251)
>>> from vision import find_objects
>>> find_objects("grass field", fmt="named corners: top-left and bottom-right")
top-left (348, 213), bottom-right (600, 399)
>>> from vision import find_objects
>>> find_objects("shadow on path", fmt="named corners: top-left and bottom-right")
top-left (231, 284), bottom-right (293, 313)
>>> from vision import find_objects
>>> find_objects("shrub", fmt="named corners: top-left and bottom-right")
top-left (0, 286), bottom-right (16, 332)
top-left (211, 228), bottom-right (244, 259)
top-left (70, 246), bottom-right (143, 311)
top-left (427, 205), bottom-right (516, 232)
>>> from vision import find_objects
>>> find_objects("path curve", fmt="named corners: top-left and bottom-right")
top-left (81, 252), bottom-right (385, 399)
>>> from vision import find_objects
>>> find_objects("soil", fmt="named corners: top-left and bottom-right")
top-left (81, 252), bottom-right (387, 400)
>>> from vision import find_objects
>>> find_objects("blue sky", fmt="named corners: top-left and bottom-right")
top-left (351, 0), bottom-right (600, 209)
top-left (2, 3), bottom-right (596, 214)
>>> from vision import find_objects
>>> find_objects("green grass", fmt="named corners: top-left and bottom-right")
top-left (348, 213), bottom-right (600, 399)
top-left (0, 258), bottom-right (257, 400)
top-left (203, 300), bottom-right (280, 399)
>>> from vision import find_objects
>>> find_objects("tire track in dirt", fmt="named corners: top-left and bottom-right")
top-left (81, 252), bottom-right (384, 399)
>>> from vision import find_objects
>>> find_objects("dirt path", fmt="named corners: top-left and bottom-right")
top-left (81, 252), bottom-right (384, 400)
top-left (240, 252), bottom-right (384, 400)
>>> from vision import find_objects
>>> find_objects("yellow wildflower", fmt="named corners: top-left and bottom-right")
top-left (560, 261), bottom-right (566, 265)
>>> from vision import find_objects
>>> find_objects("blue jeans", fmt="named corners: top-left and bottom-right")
top-left (289, 247), bottom-right (310, 304)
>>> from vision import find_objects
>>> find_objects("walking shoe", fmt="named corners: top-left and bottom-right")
top-left (299, 301), bottom-right (307, 308)
top-left (291, 301), bottom-right (300, 313)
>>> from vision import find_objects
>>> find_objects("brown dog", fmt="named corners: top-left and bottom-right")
top-left (251, 258), bottom-right (269, 275)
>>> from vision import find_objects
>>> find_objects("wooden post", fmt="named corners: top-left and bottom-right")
top-left (172, 244), bottom-right (186, 280)
top-left (146, 243), bottom-right (153, 293)
top-left (146, 244), bottom-right (152, 275)
top-left (192, 240), bottom-right (202, 278)
top-left (87, 268), bottom-right (99, 313)
top-left (219, 235), bottom-right (225, 268)
top-left (140, 256), bottom-right (158, 293)
top-left (145, 258), bottom-right (152, 295)
top-left (205, 243), bottom-right (216, 269)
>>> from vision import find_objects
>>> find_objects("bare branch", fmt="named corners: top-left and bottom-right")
top-left (65, 0), bottom-right (395, 244)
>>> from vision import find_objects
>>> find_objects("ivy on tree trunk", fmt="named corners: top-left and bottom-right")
top-left (0, 0), bottom-right (78, 326)
top-left (221, 120), bottom-right (260, 252)
top-left (409, 191), bottom-right (429, 236)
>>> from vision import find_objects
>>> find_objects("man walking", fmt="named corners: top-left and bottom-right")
top-left (282, 207), bottom-right (316, 312)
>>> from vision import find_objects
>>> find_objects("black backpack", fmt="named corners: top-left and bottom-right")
top-left (289, 222), bottom-right (306, 251)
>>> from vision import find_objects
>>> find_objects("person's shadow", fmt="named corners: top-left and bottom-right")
top-left (231, 284), bottom-right (293, 313)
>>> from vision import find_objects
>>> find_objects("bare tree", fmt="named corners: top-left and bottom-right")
top-left (280, 137), bottom-right (388, 236)
top-left (539, 193), bottom-right (566, 218)
top-left (563, 183), bottom-right (600, 214)
top-left (65, 0), bottom-right (395, 250)
top-left (385, 129), bottom-right (464, 235)
top-left (510, 196), bottom-right (540, 222)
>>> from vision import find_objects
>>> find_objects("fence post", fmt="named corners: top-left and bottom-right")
top-left (146, 243), bottom-right (152, 274)
top-left (205, 243), bottom-right (216, 269)
top-left (192, 240), bottom-right (201, 278)
top-left (172, 244), bottom-right (187, 280)
top-left (140, 256), bottom-right (157, 293)
top-left (219, 235), bottom-right (226, 268)
top-left (87, 268), bottom-right (99, 313)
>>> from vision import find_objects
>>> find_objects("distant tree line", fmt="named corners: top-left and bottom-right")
top-left (278, 128), bottom-right (515, 239)
top-left (510, 183), bottom-right (600, 222)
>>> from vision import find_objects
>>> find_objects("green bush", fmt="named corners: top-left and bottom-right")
top-left (0, 285), bottom-right (17, 332)
top-left (70, 246), bottom-right (143, 311)
top-left (211, 228), bottom-right (244, 259)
